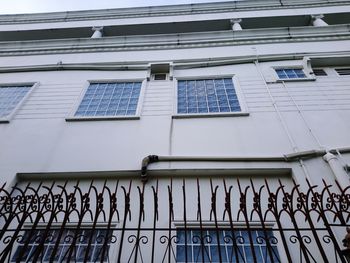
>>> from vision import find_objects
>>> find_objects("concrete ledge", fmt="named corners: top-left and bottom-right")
top-left (16, 168), bottom-right (292, 181)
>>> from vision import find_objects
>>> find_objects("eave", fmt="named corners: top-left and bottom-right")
top-left (0, 24), bottom-right (349, 57)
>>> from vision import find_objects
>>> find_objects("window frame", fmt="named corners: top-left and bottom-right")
top-left (272, 66), bottom-right (315, 82)
top-left (12, 222), bottom-right (117, 263)
top-left (0, 82), bottom-right (37, 123)
top-left (172, 75), bottom-right (249, 119)
top-left (66, 79), bottom-right (146, 122)
top-left (173, 221), bottom-right (283, 263)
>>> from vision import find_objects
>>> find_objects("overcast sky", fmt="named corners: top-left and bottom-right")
top-left (0, 0), bottom-right (232, 14)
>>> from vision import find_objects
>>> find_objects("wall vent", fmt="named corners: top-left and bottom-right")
top-left (153, 73), bottom-right (167, 80)
top-left (335, 68), bottom-right (350, 76)
top-left (313, 69), bottom-right (327, 76)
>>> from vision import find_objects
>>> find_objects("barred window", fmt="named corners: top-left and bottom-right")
top-left (176, 228), bottom-right (280, 263)
top-left (12, 229), bottom-right (112, 262)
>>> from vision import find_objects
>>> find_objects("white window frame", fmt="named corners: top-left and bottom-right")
top-left (0, 82), bottom-right (37, 123)
top-left (172, 75), bottom-right (249, 119)
top-left (66, 79), bottom-right (146, 122)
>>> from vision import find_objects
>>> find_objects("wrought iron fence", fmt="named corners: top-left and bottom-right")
top-left (0, 178), bottom-right (349, 262)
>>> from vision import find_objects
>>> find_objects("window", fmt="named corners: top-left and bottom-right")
top-left (74, 82), bottom-right (142, 117)
top-left (12, 229), bottom-right (111, 262)
top-left (177, 78), bottom-right (241, 114)
top-left (275, 68), bottom-right (306, 79)
top-left (176, 228), bottom-right (280, 263)
top-left (0, 85), bottom-right (31, 119)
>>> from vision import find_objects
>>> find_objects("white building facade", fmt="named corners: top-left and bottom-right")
top-left (0, 0), bottom-right (350, 262)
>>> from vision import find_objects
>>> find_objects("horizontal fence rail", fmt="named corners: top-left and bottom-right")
top-left (0, 178), bottom-right (349, 263)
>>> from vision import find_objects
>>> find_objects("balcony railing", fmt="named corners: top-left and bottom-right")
top-left (0, 178), bottom-right (349, 262)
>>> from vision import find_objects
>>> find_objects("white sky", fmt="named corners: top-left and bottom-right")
top-left (0, 0), bottom-right (232, 14)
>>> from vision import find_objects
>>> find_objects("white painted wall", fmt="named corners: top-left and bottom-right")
top-left (0, 2), bottom-right (349, 261)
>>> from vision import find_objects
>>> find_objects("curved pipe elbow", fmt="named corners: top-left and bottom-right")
top-left (141, 155), bottom-right (159, 182)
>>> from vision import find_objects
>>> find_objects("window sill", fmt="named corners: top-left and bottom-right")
top-left (65, 116), bottom-right (140, 122)
top-left (0, 119), bottom-right (10, 123)
top-left (172, 112), bottom-right (249, 119)
top-left (276, 78), bottom-right (316, 82)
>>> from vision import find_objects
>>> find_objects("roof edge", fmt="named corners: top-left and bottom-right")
top-left (0, 0), bottom-right (349, 24)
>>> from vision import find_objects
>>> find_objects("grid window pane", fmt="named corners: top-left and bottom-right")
top-left (177, 78), bottom-right (241, 114)
top-left (75, 82), bottom-right (142, 117)
top-left (176, 229), bottom-right (280, 263)
top-left (0, 86), bottom-right (31, 118)
top-left (12, 229), bottom-right (111, 263)
top-left (276, 69), bottom-right (306, 79)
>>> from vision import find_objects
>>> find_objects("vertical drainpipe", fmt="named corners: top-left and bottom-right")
top-left (323, 152), bottom-right (350, 188)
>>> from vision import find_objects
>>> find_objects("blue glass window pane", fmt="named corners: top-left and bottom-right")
top-left (126, 110), bottom-right (137, 115)
top-left (75, 110), bottom-right (85, 115)
top-left (114, 89), bottom-right (123, 95)
top-left (177, 78), bottom-right (241, 114)
top-left (188, 108), bottom-right (198, 113)
top-left (193, 246), bottom-right (211, 262)
top-left (218, 95), bottom-right (228, 102)
top-left (104, 88), bottom-right (114, 95)
top-left (216, 89), bottom-right (226, 95)
top-left (106, 110), bottom-right (116, 115)
top-left (88, 105), bottom-right (98, 111)
top-left (295, 69), bottom-right (306, 77)
top-left (98, 105), bottom-right (108, 111)
top-left (210, 246), bottom-right (229, 262)
top-left (220, 107), bottom-right (230, 112)
top-left (95, 111), bottom-right (106, 116)
top-left (78, 105), bottom-right (88, 111)
top-left (75, 82), bottom-right (142, 117)
top-left (198, 108), bottom-right (208, 113)
top-left (227, 94), bottom-right (237, 100)
top-left (244, 246), bottom-right (255, 263)
top-left (188, 101), bottom-right (197, 108)
top-left (209, 107), bottom-right (219, 112)
top-left (276, 68), bottom-right (306, 79)
top-left (133, 82), bottom-right (142, 89)
top-left (198, 102), bottom-right (207, 108)
top-left (0, 86), bottom-right (31, 118)
top-left (95, 88), bottom-right (105, 95)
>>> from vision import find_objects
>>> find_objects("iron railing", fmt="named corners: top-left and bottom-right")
top-left (0, 178), bottom-right (349, 262)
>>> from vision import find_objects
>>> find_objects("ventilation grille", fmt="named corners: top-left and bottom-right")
top-left (153, 73), bottom-right (167, 80)
top-left (335, 68), bottom-right (350, 76)
top-left (313, 69), bottom-right (327, 76)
